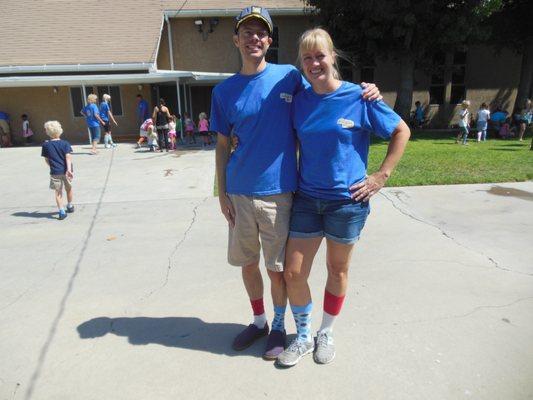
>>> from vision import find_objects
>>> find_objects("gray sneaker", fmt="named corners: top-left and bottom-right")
top-left (276, 338), bottom-right (314, 367)
top-left (314, 331), bottom-right (335, 364)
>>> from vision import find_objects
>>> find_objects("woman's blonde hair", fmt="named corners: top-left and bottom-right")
top-left (298, 28), bottom-right (342, 80)
top-left (102, 93), bottom-right (111, 102)
top-left (199, 112), bottom-right (207, 120)
top-left (44, 120), bottom-right (63, 138)
top-left (461, 100), bottom-right (471, 108)
top-left (87, 93), bottom-right (98, 103)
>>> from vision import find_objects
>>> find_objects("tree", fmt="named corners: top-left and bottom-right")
top-left (487, 0), bottom-right (533, 113)
top-left (304, 0), bottom-right (501, 119)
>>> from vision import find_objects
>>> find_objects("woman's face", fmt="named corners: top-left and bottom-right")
top-left (301, 47), bottom-right (336, 85)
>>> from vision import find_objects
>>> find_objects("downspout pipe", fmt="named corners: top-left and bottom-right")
top-left (165, 14), bottom-right (175, 71)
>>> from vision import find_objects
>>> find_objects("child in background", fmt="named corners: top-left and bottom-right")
top-left (168, 115), bottom-right (177, 150)
top-left (456, 100), bottom-right (471, 145)
top-left (476, 103), bottom-right (490, 142)
top-left (136, 118), bottom-right (151, 148)
top-left (198, 112), bottom-right (210, 147)
top-left (21, 114), bottom-right (34, 144)
top-left (499, 121), bottom-right (514, 139)
top-left (99, 94), bottom-right (118, 148)
top-left (41, 121), bottom-right (74, 220)
top-left (184, 112), bottom-right (196, 144)
top-left (175, 114), bottom-right (183, 144)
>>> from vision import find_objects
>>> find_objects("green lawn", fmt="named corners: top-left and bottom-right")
top-left (215, 131), bottom-right (533, 195)
top-left (369, 131), bottom-right (533, 186)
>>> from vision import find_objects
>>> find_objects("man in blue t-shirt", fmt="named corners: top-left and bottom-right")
top-left (136, 94), bottom-right (150, 127)
top-left (211, 6), bottom-right (380, 359)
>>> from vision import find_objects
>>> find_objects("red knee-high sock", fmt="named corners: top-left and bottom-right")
top-left (319, 290), bottom-right (345, 332)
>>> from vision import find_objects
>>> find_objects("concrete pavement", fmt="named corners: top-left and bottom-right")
top-left (0, 144), bottom-right (532, 400)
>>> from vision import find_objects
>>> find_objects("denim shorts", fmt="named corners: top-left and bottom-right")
top-left (476, 120), bottom-right (488, 131)
top-left (89, 126), bottom-right (101, 142)
top-left (289, 191), bottom-right (370, 245)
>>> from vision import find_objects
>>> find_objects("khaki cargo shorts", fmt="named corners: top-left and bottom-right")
top-left (49, 174), bottom-right (72, 192)
top-left (228, 192), bottom-right (293, 272)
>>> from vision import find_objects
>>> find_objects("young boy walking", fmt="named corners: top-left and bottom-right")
top-left (41, 121), bottom-right (74, 220)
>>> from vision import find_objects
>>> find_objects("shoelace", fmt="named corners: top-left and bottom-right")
top-left (317, 333), bottom-right (331, 347)
top-left (287, 339), bottom-right (309, 353)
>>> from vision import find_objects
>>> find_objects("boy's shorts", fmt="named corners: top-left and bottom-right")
top-left (289, 191), bottom-right (370, 245)
top-left (227, 193), bottom-right (292, 272)
top-left (49, 174), bottom-right (72, 192)
top-left (139, 129), bottom-right (148, 138)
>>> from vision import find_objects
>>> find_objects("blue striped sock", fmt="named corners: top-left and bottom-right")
top-left (291, 302), bottom-right (312, 343)
top-left (271, 305), bottom-right (286, 332)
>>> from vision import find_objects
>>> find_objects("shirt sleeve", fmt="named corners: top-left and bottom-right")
top-left (210, 89), bottom-right (231, 136)
top-left (65, 141), bottom-right (73, 153)
top-left (41, 143), bottom-right (48, 158)
top-left (362, 100), bottom-right (401, 140)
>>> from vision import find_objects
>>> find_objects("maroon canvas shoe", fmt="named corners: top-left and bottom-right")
top-left (232, 323), bottom-right (269, 351)
top-left (263, 329), bottom-right (286, 360)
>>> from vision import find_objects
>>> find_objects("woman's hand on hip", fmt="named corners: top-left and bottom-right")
top-left (349, 172), bottom-right (388, 202)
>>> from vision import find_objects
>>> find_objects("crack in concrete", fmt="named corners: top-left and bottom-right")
top-left (379, 191), bottom-right (533, 277)
top-left (23, 148), bottom-right (116, 400)
top-left (364, 296), bottom-right (533, 326)
top-left (141, 197), bottom-right (209, 301)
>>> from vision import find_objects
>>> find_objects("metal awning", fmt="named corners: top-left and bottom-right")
top-left (0, 69), bottom-right (233, 88)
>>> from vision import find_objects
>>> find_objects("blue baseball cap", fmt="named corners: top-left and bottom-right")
top-left (234, 6), bottom-right (273, 35)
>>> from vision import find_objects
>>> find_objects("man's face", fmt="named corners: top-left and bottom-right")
top-left (233, 19), bottom-right (272, 62)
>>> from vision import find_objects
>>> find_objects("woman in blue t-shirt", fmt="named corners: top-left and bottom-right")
top-left (277, 28), bottom-right (411, 367)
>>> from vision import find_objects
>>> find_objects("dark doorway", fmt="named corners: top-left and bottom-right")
top-left (157, 84), bottom-right (179, 116)
top-left (191, 86), bottom-right (214, 119)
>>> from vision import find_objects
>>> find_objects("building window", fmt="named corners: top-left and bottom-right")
top-left (429, 52), bottom-right (445, 105)
top-left (450, 51), bottom-right (467, 104)
top-left (70, 86), bottom-right (94, 117)
top-left (266, 27), bottom-right (279, 64)
top-left (339, 55), bottom-right (354, 82)
top-left (97, 86), bottom-right (123, 115)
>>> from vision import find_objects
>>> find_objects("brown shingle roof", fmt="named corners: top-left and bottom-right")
top-left (0, 0), bottom-right (306, 68)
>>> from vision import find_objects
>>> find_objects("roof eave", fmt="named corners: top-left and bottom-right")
top-left (164, 8), bottom-right (308, 18)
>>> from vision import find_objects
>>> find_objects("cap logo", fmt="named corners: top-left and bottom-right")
top-left (251, 6), bottom-right (261, 14)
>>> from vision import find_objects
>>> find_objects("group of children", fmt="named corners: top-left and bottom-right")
top-left (412, 99), bottom-right (532, 145)
top-left (136, 111), bottom-right (213, 151)
top-left (454, 99), bottom-right (533, 144)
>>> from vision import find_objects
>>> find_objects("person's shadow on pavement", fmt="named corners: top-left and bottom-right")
top-left (12, 211), bottom-right (56, 219)
top-left (77, 317), bottom-right (265, 358)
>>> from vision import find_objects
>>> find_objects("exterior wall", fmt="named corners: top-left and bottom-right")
top-left (159, 16), bottom-right (313, 73)
top-left (370, 45), bottom-right (521, 127)
top-left (0, 84), bottom-right (151, 143)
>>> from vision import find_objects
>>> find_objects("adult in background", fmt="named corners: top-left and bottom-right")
top-left (152, 98), bottom-right (171, 152)
top-left (0, 111), bottom-right (12, 147)
top-left (136, 94), bottom-right (150, 127)
top-left (276, 28), bottom-right (410, 367)
top-left (517, 99), bottom-right (532, 142)
top-left (81, 94), bottom-right (106, 154)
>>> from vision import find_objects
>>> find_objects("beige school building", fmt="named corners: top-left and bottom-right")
top-left (0, 0), bottom-right (523, 143)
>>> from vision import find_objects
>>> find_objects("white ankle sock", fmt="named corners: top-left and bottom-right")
top-left (253, 313), bottom-right (267, 328)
